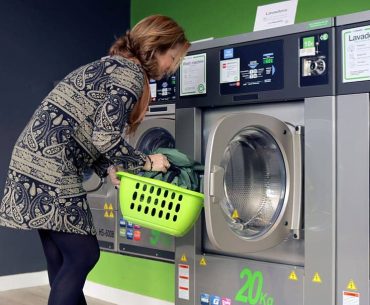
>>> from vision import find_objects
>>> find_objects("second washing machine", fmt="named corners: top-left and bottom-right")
top-left (117, 75), bottom-right (177, 262)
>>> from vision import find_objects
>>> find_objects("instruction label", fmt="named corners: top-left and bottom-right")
top-left (342, 25), bottom-right (370, 83)
top-left (220, 58), bottom-right (240, 83)
top-left (178, 264), bottom-right (190, 300)
top-left (343, 291), bottom-right (360, 305)
top-left (180, 53), bottom-right (207, 96)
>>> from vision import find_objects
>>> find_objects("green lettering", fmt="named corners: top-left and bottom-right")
top-left (248, 271), bottom-right (263, 304)
top-left (235, 268), bottom-right (253, 303)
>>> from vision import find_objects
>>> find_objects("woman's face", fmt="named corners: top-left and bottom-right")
top-left (154, 44), bottom-right (184, 80)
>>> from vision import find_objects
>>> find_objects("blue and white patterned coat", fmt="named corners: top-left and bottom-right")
top-left (0, 55), bottom-right (147, 235)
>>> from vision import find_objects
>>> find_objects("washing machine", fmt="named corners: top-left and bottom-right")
top-left (117, 75), bottom-right (177, 262)
top-left (336, 10), bottom-right (370, 305)
top-left (175, 18), bottom-right (336, 305)
top-left (83, 75), bottom-right (177, 261)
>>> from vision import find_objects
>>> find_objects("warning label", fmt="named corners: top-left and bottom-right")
top-left (200, 257), bottom-right (207, 266)
top-left (312, 272), bottom-right (322, 283)
top-left (289, 271), bottom-right (298, 281)
top-left (343, 291), bottom-right (360, 305)
top-left (178, 264), bottom-right (190, 300)
top-left (347, 280), bottom-right (358, 291)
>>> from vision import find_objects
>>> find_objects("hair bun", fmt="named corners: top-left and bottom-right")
top-left (124, 31), bottom-right (137, 57)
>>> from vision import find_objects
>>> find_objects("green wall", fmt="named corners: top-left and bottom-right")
top-left (131, 0), bottom-right (370, 41)
top-left (89, 1), bottom-right (370, 302)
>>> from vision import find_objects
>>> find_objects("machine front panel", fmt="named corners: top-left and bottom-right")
top-left (194, 254), bottom-right (303, 305)
top-left (118, 203), bottom-right (175, 261)
top-left (87, 180), bottom-right (119, 251)
top-left (91, 208), bottom-right (118, 252)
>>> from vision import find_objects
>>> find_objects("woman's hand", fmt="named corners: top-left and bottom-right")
top-left (107, 166), bottom-right (120, 188)
top-left (143, 154), bottom-right (170, 172)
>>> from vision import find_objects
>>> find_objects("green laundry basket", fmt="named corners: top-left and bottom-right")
top-left (116, 171), bottom-right (204, 237)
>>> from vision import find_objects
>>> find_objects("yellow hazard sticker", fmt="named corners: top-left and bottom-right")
top-left (109, 203), bottom-right (113, 210)
top-left (181, 255), bottom-right (187, 262)
top-left (289, 271), bottom-right (298, 281)
top-left (104, 210), bottom-right (109, 218)
top-left (104, 203), bottom-right (108, 210)
top-left (312, 272), bottom-right (322, 283)
top-left (232, 209), bottom-right (239, 219)
top-left (109, 211), bottom-right (114, 218)
top-left (200, 257), bottom-right (207, 266)
top-left (347, 279), bottom-right (357, 290)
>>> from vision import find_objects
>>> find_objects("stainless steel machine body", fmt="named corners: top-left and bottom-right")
top-left (175, 18), bottom-right (337, 305)
top-left (336, 10), bottom-right (370, 305)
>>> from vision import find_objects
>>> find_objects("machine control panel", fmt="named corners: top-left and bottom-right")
top-left (118, 216), bottom-right (175, 261)
top-left (219, 40), bottom-right (284, 95)
top-left (299, 32), bottom-right (330, 86)
top-left (150, 75), bottom-right (176, 104)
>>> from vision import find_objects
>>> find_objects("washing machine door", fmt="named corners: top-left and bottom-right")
top-left (130, 118), bottom-right (175, 154)
top-left (204, 113), bottom-right (302, 253)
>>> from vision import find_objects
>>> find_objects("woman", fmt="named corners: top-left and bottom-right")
top-left (0, 15), bottom-right (190, 305)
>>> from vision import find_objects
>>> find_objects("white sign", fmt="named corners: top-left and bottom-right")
top-left (178, 264), bottom-right (190, 300)
top-left (254, 0), bottom-right (298, 31)
top-left (180, 53), bottom-right (207, 96)
top-left (149, 81), bottom-right (157, 99)
top-left (220, 58), bottom-right (240, 83)
top-left (343, 291), bottom-right (360, 305)
top-left (342, 25), bottom-right (370, 83)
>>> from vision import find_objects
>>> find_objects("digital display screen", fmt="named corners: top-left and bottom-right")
top-left (220, 40), bottom-right (284, 95)
top-left (150, 75), bottom-right (176, 103)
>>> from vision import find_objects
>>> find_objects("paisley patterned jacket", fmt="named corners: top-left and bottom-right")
top-left (0, 55), bottom-right (147, 235)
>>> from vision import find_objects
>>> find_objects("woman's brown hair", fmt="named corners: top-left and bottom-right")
top-left (109, 15), bottom-right (190, 134)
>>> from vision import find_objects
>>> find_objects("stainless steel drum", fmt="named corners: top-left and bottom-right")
top-left (220, 127), bottom-right (286, 239)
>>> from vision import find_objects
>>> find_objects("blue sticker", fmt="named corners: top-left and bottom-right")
top-left (119, 218), bottom-right (126, 227)
top-left (210, 295), bottom-right (221, 305)
top-left (200, 293), bottom-right (210, 305)
top-left (224, 48), bottom-right (234, 59)
top-left (126, 229), bottom-right (134, 240)
top-left (127, 221), bottom-right (134, 228)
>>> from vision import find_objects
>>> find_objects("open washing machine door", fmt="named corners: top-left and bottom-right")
top-left (129, 118), bottom-right (175, 154)
top-left (204, 112), bottom-right (303, 253)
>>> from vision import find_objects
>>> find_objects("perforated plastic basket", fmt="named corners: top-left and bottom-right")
top-left (116, 171), bottom-right (204, 237)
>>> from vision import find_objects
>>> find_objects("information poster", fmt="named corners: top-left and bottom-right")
top-left (180, 53), bottom-right (207, 96)
top-left (254, 0), bottom-right (297, 31)
top-left (342, 25), bottom-right (370, 83)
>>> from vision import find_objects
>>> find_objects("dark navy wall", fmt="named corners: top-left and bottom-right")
top-left (0, 0), bottom-right (130, 276)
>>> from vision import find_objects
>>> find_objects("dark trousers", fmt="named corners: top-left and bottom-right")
top-left (38, 229), bottom-right (100, 305)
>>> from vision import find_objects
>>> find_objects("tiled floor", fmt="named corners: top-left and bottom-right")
top-left (0, 285), bottom-right (115, 305)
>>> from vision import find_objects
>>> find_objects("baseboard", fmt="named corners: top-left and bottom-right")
top-left (0, 271), bottom-right (173, 305)
top-left (84, 281), bottom-right (174, 305)
top-left (0, 271), bottom-right (49, 291)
